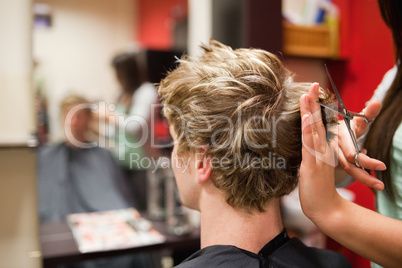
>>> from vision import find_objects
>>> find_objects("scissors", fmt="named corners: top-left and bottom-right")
top-left (317, 65), bottom-right (369, 168)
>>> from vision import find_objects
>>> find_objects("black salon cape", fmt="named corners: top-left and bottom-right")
top-left (37, 142), bottom-right (132, 223)
top-left (175, 231), bottom-right (352, 268)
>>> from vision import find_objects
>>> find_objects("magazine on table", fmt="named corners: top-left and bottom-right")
top-left (67, 208), bottom-right (165, 253)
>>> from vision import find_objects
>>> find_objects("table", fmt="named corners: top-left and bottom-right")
top-left (40, 219), bottom-right (200, 268)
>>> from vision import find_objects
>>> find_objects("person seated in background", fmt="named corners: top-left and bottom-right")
top-left (157, 39), bottom-right (352, 267)
top-left (37, 94), bottom-right (133, 223)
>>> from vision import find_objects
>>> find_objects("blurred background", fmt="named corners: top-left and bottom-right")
top-left (0, 0), bottom-right (395, 267)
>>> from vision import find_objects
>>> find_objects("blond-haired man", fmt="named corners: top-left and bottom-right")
top-left (158, 40), bottom-right (351, 267)
top-left (38, 94), bottom-right (132, 222)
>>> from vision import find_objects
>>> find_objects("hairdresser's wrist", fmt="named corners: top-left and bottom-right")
top-left (304, 191), bottom-right (345, 232)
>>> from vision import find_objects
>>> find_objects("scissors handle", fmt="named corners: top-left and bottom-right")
top-left (348, 111), bottom-right (365, 118)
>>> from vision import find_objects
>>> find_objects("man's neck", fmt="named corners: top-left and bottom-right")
top-left (199, 188), bottom-right (283, 254)
top-left (65, 137), bottom-right (89, 149)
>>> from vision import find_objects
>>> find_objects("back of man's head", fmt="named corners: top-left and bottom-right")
top-left (158, 40), bottom-right (335, 212)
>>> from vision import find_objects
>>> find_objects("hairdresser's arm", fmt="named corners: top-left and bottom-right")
top-left (299, 84), bottom-right (402, 268)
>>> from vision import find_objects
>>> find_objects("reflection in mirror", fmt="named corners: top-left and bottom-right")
top-left (33, 0), bottom-right (191, 267)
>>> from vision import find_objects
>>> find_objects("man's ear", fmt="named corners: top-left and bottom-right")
top-left (195, 152), bottom-right (211, 184)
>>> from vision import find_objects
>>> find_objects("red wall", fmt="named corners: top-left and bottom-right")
top-left (138, 0), bottom-right (187, 50)
top-left (331, 0), bottom-right (394, 111)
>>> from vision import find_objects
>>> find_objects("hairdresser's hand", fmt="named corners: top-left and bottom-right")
top-left (299, 83), bottom-right (342, 221)
top-left (336, 100), bottom-right (386, 190)
top-left (92, 104), bottom-right (118, 126)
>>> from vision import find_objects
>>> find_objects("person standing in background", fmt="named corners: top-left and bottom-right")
top-left (95, 51), bottom-right (159, 211)
top-left (364, 0), bottom-right (402, 223)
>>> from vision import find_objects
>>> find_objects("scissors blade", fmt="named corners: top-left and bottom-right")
top-left (324, 64), bottom-right (347, 112)
top-left (344, 117), bottom-right (360, 152)
top-left (323, 65), bottom-right (361, 156)
top-left (316, 101), bottom-right (353, 120)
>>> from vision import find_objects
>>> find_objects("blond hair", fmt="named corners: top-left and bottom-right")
top-left (60, 94), bottom-right (92, 115)
top-left (158, 40), bottom-right (335, 212)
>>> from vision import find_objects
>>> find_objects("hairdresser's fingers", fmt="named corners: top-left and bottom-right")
top-left (308, 106), bottom-right (326, 157)
top-left (337, 120), bottom-right (386, 171)
top-left (300, 111), bottom-right (318, 219)
top-left (300, 94), bottom-right (337, 220)
top-left (300, 94), bottom-right (311, 121)
top-left (301, 93), bottom-right (330, 163)
top-left (356, 151), bottom-right (386, 170)
top-left (300, 95), bottom-right (316, 163)
top-left (338, 149), bottom-right (384, 191)
top-left (337, 120), bottom-right (357, 159)
top-left (308, 83), bottom-right (326, 148)
top-left (338, 128), bottom-right (386, 171)
top-left (301, 114), bottom-right (318, 165)
top-left (353, 100), bottom-right (382, 138)
top-left (305, 92), bottom-right (326, 156)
